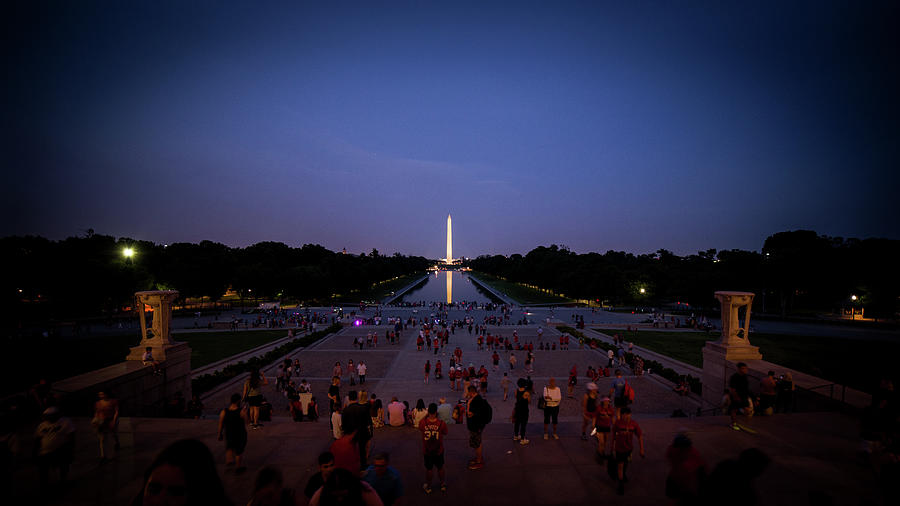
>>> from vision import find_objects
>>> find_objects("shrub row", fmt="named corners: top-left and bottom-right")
top-left (192, 323), bottom-right (342, 395)
top-left (558, 326), bottom-right (702, 395)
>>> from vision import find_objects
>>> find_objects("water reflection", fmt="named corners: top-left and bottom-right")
top-left (400, 270), bottom-right (495, 304)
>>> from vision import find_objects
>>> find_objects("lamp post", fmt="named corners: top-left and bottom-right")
top-left (850, 295), bottom-right (858, 320)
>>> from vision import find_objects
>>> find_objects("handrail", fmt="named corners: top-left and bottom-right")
top-left (797, 382), bottom-right (847, 404)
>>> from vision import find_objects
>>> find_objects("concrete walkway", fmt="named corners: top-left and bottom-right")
top-left (10, 317), bottom-right (886, 505)
top-left (9, 412), bottom-right (880, 506)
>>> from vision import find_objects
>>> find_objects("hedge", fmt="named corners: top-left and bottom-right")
top-left (558, 326), bottom-right (702, 395)
top-left (192, 323), bottom-right (342, 395)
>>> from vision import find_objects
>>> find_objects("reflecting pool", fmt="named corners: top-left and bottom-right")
top-left (399, 270), bottom-right (497, 304)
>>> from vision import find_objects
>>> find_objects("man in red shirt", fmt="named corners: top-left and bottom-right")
top-left (611, 407), bottom-right (645, 495)
top-left (419, 403), bottom-right (449, 494)
top-left (329, 430), bottom-right (360, 474)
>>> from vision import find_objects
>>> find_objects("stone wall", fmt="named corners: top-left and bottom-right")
top-left (53, 342), bottom-right (191, 417)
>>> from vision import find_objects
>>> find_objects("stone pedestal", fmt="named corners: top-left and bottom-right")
top-left (701, 291), bottom-right (762, 406)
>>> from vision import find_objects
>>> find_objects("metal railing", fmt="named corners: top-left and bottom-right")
top-left (803, 382), bottom-right (848, 404)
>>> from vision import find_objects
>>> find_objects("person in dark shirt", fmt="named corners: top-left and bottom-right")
top-left (342, 391), bottom-right (373, 469)
top-left (466, 385), bottom-right (490, 470)
top-left (728, 363), bottom-right (751, 429)
top-left (327, 377), bottom-right (340, 415)
top-left (303, 452), bottom-right (335, 500)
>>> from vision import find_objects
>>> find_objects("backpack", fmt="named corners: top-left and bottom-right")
top-left (624, 381), bottom-right (635, 402)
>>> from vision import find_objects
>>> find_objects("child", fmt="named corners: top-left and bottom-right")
top-left (290, 397), bottom-right (304, 422)
top-left (501, 373), bottom-right (511, 401)
top-left (331, 405), bottom-right (342, 439)
top-left (141, 347), bottom-right (161, 375)
top-left (307, 396), bottom-right (319, 421)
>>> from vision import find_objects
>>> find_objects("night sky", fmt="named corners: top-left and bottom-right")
top-left (5, 1), bottom-right (899, 258)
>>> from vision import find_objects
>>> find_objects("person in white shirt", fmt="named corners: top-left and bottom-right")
top-left (542, 378), bottom-right (563, 439)
top-left (387, 397), bottom-right (405, 427)
top-left (357, 361), bottom-right (367, 384)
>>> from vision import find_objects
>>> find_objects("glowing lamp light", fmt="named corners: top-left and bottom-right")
top-left (850, 295), bottom-right (858, 301)
top-left (122, 247), bottom-right (134, 258)
top-left (639, 288), bottom-right (646, 294)
top-left (354, 319), bottom-right (362, 326)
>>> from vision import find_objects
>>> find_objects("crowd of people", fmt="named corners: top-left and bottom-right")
top-left (11, 305), bottom-right (896, 505)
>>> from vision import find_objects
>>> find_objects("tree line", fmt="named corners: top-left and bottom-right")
top-left (4, 229), bottom-right (898, 324)
top-left (2, 233), bottom-right (430, 323)
top-left (468, 230), bottom-right (900, 319)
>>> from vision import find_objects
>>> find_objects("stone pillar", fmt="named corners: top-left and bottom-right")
top-left (126, 290), bottom-right (192, 406)
top-left (701, 291), bottom-right (762, 406)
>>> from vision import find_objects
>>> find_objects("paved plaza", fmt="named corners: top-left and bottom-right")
top-left (10, 309), bottom-right (886, 505)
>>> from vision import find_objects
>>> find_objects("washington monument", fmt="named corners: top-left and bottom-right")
top-left (446, 213), bottom-right (453, 264)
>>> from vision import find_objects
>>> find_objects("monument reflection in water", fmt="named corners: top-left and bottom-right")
top-left (399, 270), bottom-right (495, 305)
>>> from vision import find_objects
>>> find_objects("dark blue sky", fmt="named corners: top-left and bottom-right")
top-left (5, 1), bottom-right (899, 258)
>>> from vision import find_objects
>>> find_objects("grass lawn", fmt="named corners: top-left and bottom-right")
top-left (335, 272), bottom-right (428, 303)
top-left (595, 329), bottom-right (899, 393)
top-left (6, 329), bottom-right (291, 397)
top-left (471, 272), bottom-right (574, 305)
top-left (177, 329), bottom-right (291, 368)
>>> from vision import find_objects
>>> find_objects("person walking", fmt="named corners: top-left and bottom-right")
top-left (501, 373), bottom-right (511, 401)
top-left (542, 378), bottom-right (562, 440)
top-left (513, 378), bottom-right (531, 445)
top-left (420, 403), bottom-right (449, 494)
top-left (609, 369), bottom-right (629, 417)
top-left (218, 393), bottom-right (248, 475)
top-left (593, 397), bottom-right (614, 458)
top-left (242, 369), bottom-right (269, 429)
top-left (93, 390), bottom-right (119, 461)
top-left (581, 383), bottom-right (599, 440)
top-left (611, 407), bottom-right (645, 495)
top-left (424, 360), bottom-right (431, 384)
top-left (567, 365), bottom-right (578, 398)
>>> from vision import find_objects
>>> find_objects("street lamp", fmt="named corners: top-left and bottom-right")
top-left (123, 247), bottom-right (134, 258)
top-left (639, 288), bottom-right (646, 294)
top-left (850, 295), bottom-right (858, 319)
